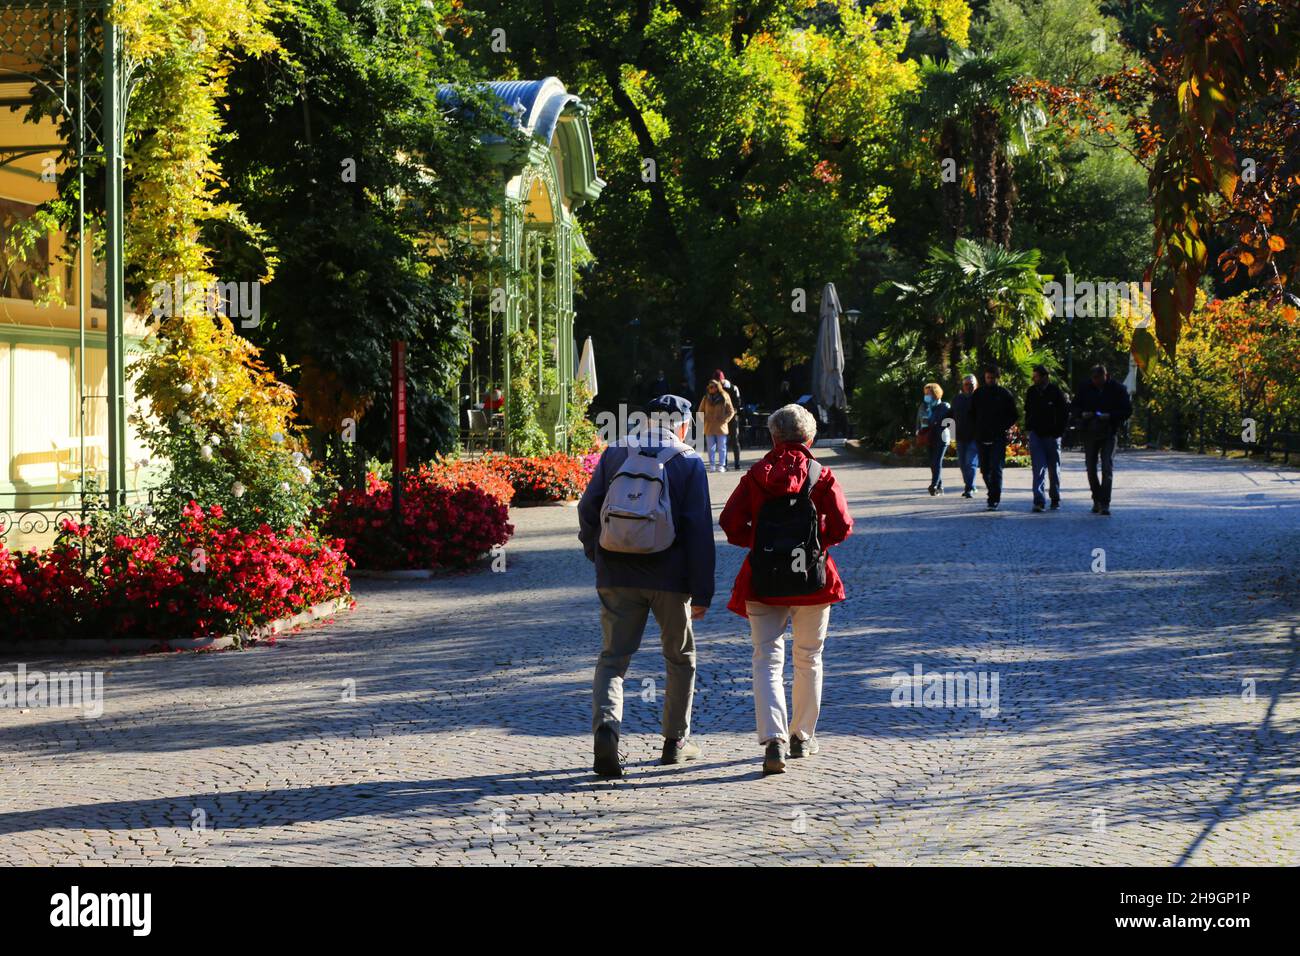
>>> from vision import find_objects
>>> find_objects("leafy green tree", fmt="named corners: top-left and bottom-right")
top-left (898, 48), bottom-right (1048, 247)
top-left (455, 0), bottom-right (972, 403)
top-left (876, 0), bottom-right (1152, 395)
top-left (975, 0), bottom-right (1126, 86)
top-left (209, 0), bottom-right (506, 461)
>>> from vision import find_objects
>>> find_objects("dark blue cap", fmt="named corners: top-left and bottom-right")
top-left (645, 394), bottom-right (693, 419)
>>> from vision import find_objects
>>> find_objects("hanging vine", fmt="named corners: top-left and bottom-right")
top-left (505, 329), bottom-right (549, 457)
top-left (109, 0), bottom-right (317, 525)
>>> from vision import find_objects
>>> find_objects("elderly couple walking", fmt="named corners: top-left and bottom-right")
top-left (577, 395), bottom-right (853, 777)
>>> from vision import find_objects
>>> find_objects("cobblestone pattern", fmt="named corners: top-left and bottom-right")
top-left (0, 450), bottom-right (1296, 865)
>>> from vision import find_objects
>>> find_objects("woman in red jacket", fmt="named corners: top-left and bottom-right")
top-left (719, 404), bottom-right (853, 775)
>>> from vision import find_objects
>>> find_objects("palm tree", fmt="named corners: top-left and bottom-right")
top-left (898, 55), bottom-right (973, 244)
top-left (898, 49), bottom-right (1050, 247)
top-left (878, 238), bottom-right (1054, 382)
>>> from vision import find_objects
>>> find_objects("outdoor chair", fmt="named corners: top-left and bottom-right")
top-left (465, 408), bottom-right (490, 454)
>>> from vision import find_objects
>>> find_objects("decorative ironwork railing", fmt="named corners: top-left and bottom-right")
top-left (0, 487), bottom-right (159, 545)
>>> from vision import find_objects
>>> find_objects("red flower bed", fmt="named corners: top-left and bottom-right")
top-left (423, 458), bottom-right (515, 505)
top-left (181, 504), bottom-right (351, 636)
top-left (0, 506), bottom-right (350, 645)
top-left (0, 540), bottom-right (93, 642)
top-left (320, 466), bottom-right (513, 571)
top-left (486, 453), bottom-right (590, 503)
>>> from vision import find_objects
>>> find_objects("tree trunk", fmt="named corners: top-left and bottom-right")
top-left (994, 154), bottom-right (1016, 248)
top-left (971, 108), bottom-right (999, 244)
top-left (939, 120), bottom-right (965, 243)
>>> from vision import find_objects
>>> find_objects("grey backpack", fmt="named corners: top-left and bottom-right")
top-left (599, 442), bottom-right (688, 554)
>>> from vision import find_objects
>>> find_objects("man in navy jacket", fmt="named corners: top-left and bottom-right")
top-left (1024, 365), bottom-right (1070, 512)
top-left (578, 394), bottom-right (714, 777)
top-left (1072, 364), bottom-right (1132, 515)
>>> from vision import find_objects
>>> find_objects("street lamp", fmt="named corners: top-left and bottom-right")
top-left (842, 306), bottom-right (861, 386)
top-left (841, 308), bottom-right (862, 439)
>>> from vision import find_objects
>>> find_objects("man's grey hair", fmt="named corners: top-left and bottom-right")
top-left (768, 404), bottom-right (817, 444)
top-left (962, 374), bottom-right (977, 386)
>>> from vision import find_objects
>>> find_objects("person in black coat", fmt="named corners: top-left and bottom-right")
top-left (917, 382), bottom-right (952, 495)
top-left (1072, 364), bottom-right (1132, 515)
top-left (1024, 365), bottom-right (1070, 512)
top-left (949, 374), bottom-right (980, 497)
top-left (968, 365), bottom-right (1019, 511)
top-left (710, 369), bottom-right (744, 470)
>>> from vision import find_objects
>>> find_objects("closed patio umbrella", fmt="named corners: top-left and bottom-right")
top-left (812, 283), bottom-right (847, 413)
top-left (577, 335), bottom-right (598, 398)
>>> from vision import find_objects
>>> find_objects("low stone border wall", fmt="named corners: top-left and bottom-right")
top-left (348, 552), bottom-right (498, 579)
top-left (0, 596), bottom-right (354, 655)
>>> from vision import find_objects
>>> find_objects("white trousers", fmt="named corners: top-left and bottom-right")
top-left (746, 601), bottom-right (831, 744)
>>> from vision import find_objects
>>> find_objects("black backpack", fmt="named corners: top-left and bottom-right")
top-left (749, 456), bottom-right (825, 599)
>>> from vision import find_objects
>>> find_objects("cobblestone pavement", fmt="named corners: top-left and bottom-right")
top-left (1, 449), bottom-right (1297, 865)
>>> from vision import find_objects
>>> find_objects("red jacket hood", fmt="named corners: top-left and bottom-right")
top-left (751, 442), bottom-right (818, 495)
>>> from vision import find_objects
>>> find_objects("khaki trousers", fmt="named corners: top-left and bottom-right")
top-left (592, 587), bottom-right (697, 739)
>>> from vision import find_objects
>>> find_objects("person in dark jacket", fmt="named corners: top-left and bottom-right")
top-left (1072, 364), bottom-right (1133, 515)
top-left (950, 374), bottom-right (980, 498)
top-left (968, 365), bottom-right (1019, 511)
top-left (578, 394), bottom-right (715, 777)
top-left (719, 403), bottom-right (853, 775)
top-left (917, 382), bottom-right (952, 496)
top-left (1024, 364), bottom-right (1070, 512)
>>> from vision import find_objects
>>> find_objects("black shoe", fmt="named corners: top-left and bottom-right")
top-left (789, 735), bottom-right (819, 758)
top-left (660, 736), bottom-right (701, 765)
top-left (986, 501), bottom-right (999, 511)
top-left (762, 740), bottom-right (787, 775)
top-left (1033, 503), bottom-right (1045, 513)
top-left (593, 725), bottom-right (622, 778)
top-left (1091, 501), bottom-right (1101, 514)
top-left (935, 487), bottom-right (944, 496)
top-left (1050, 500), bottom-right (1060, 510)
top-left (1100, 505), bottom-right (1111, 516)
top-left (961, 490), bottom-right (973, 499)
top-left (928, 485), bottom-right (937, 496)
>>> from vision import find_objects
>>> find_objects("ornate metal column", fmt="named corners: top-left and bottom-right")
top-left (500, 197), bottom-right (524, 451)
top-left (102, 2), bottom-right (126, 504)
top-left (555, 221), bottom-right (573, 451)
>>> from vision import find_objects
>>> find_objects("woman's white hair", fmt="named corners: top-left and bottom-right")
top-left (767, 403), bottom-right (817, 445)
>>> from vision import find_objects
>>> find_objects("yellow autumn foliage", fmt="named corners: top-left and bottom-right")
top-left (112, 0), bottom-right (301, 450)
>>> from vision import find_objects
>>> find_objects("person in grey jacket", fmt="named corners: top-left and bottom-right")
top-left (577, 394), bottom-right (715, 777)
